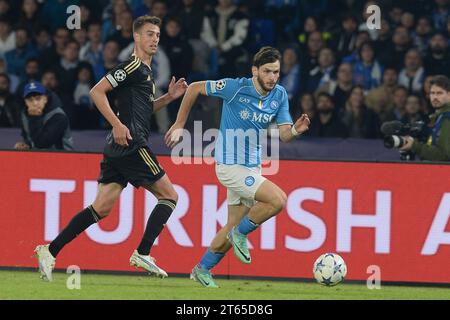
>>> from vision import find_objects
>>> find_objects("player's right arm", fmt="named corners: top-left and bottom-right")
top-left (165, 81), bottom-right (207, 148)
top-left (90, 77), bottom-right (132, 147)
top-left (165, 78), bottom-right (238, 148)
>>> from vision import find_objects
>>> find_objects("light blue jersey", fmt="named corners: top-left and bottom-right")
top-left (205, 77), bottom-right (293, 167)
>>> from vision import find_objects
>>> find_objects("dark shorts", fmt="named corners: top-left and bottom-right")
top-left (97, 147), bottom-right (166, 188)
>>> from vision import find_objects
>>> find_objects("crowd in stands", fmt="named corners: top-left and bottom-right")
top-left (0, 0), bottom-right (449, 140)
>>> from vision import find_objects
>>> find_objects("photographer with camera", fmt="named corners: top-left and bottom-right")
top-left (397, 75), bottom-right (450, 161)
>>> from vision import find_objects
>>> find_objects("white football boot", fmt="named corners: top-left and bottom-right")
top-left (129, 250), bottom-right (168, 278)
top-left (34, 244), bottom-right (56, 282)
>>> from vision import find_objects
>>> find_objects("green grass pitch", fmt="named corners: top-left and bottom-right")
top-left (0, 270), bottom-right (449, 300)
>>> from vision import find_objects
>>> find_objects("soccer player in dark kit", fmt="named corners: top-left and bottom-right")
top-left (34, 16), bottom-right (188, 281)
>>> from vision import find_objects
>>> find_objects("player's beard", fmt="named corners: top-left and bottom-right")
top-left (256, 75), bottom-right (276, 93)
top-left (432, 100), bottom-right (445, 108)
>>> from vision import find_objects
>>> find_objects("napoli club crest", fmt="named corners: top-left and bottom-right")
top-left (270, 100), bottom-right (279, 110)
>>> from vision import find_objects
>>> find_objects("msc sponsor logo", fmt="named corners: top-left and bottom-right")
top-left (239, 109), bottom-right (275, 124)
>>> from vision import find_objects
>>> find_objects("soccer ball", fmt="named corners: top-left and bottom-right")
top-left (313, 253), bottom-right (347, 286)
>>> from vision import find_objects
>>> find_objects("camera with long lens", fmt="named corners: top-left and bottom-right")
top-left (381, 121), bottom-right (428, 160)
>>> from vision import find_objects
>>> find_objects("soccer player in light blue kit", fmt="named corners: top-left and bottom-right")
top-left (165, 47), bottom-right (310, 287)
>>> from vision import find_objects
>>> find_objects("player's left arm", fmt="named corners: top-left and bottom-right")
top-left (153, 76), bottom-right (188, 112)
top-left (279, 114), bottom-right (311, 142)
top-left (276, 89), bottom-right (310, 142)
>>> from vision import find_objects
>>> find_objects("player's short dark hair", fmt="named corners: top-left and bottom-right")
top-left (133, 15), bottom-right (161, 33)
top-left (430, 75), bottom-right (450, 92)
top-left (253, 46), bottom-right (281, 68)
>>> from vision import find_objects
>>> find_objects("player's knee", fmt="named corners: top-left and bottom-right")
top-left (92, 201), bottom-right (113, 218)
top-left (271, 191), bottom-right (287, 213)
top-left (164, 190), bottom-right (178, 204)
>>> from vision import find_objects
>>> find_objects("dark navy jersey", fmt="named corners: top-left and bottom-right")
top-left (103, 53), bottom-right (156, 157)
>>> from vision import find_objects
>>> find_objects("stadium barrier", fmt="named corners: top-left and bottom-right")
top-left (1, 150), bottom-right (449, 284)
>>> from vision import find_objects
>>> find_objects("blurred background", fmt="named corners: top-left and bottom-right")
top-left (0, 0), bottom-right (449, 159)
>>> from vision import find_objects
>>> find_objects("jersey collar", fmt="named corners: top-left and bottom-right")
top-left (251, 77), bottom-right (270, 99)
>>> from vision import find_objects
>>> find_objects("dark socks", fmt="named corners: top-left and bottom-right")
top-left (137, 199), bottom-right (176, 255)
top-left (49, 206), bottom-right (102, 257)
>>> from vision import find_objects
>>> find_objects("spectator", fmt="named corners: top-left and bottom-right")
top-left (400, 11), bottom-right (415, 31)
top-left (432, 0), bottom-right (449, 31)
top-left (307, 92), bottom-right (349, 138)
top-left (152, 0), bottom-right (169, 23)
top-left (101, 0), bottom-right (131, 43)
top-left (280, 46), bottom-right (301, 105)
top-left (39, 27), bottom-right (70, 71)
top-left (366, 67), bottom-right (399, 123)
top-left (300, 30), bottom-right (325, 81)
top-left (447, 16), bottom-right (450, 43)
top-left (18, 0), bottom-right (41, 35)
top-left (176, 0), bottom-right (210, 41)
top-left (0, 18), bottom-right (15, 56)
top-left (241, 2), bottom-right (275, 55)
top-left (398, 49), bottom-right (425, 94)
top-left (160, 16), bottom-right (193, 122)
top-left (316, 62), bottom-right (353, 113)
top-left (73, 63), bottom-right (98, 129)
top-left (160, 16), bottom-right (193, 80)
top-left (342, 30), bottom-right (371, 64)
top-left (174, 0), bottom-right (218, 80)
top-left (266, 0), bottom-right (299, 44)
top-left (421, 75), bottom-right (436, 114)
top-left (41, 69), bottom-right (63, 101)
top-left (341, 85), bottom-right (380, 139)
top-left (54, 40), bottom-right (81, 121)
top-left (35, 27), bottom-right (52, 55)
top-left (424, 32), bottom-right (450, 76)
top-left (413, 16), bottom-right (433, 55)
top-left (296, 92), bottom-right (316, 121)
top-left (79, 3), bottom-right (94, 28)
top-left (0, 56), bottom-right (19, 93)
top-left (93, 39), bottom-right (120, 82)
top-left (107, 10), bottom-right (134, 50)
top-left (297, 16), bottom-right (320, 46)
top-left (352, 41), bottom-right (383, 91)
top-left (306, 47), bottom-right (336, 93)
top-left (150, 46), bottom-right (171, 133)
top-left (15, 58), bottom-right (40, 98)
top-left (41, 70), bottom-right (64, 114)
top-left (0, 73), bottom-right (20, 127)
top-left (388, 5), bottom-right (403, 28)
top-left (0, 0), bottom-right (13, 22)
top-left (55, 40), bottom-right (80, 91)
top-left (330, 13), bottom-right (358, 60)
top-left (207, 0), bottom-right (250, 77)
top-left (73, 28), bottom-right (88, 49)
top-left (79, 22), bottom-right (103, 66)
top-left (374, 19), bottom-right (394, 67)
top-left (4, 27), bottom-right (37, 81)
top-left (392, 86), bottom-right (409, 121)
top-left (390, 26), bottom-right (412, 68)
top-left (15, 81), bottom-right (73, 150)
top-left (401, 94), bottom-right (428, 125)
